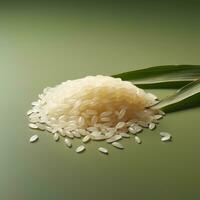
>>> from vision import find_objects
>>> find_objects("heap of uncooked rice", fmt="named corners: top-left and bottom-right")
top-left (27, 75), bottom-right (164, 141)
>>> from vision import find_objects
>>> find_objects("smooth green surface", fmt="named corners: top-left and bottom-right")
top-left (1, 3), bottom-right (200, 200)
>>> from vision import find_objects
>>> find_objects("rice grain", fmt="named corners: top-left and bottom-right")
top-left (119, 132), bottom-right (130, 138)
top-left (106, 135), bottom-right (122, 143)
top-left (29, 135), bottom-right (39, 143)
top-left (53, 133), bottom-right (60, 141)
top-left (64, 138), bottom-right (72, 148)
top-left (134, 136), bottom-right (142, 144)
top-left (76, 145), bottom-right (85, 153)
top-left (149, 123), bottom-right (156, 130)
top-left (98, 147), bottom-right (108, 154)
top-left (29, 123), bottom-right (38, 129)
top-left (112, 142), bottom-right (124, 149)
top-left (82, 135), bottom-right (91, 143)
top-left (115, 122), bottom-right (126, 129)
top-left (65, 131), bottom-right (74, 139)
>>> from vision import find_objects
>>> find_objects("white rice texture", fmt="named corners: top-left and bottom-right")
top-left (28, 75), bottom-right (161, 140)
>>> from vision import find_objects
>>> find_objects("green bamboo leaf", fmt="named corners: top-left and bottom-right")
top-left (152, 79), bottom-right (200, 112)
top-left (113, 65), bottom-right (200, 88)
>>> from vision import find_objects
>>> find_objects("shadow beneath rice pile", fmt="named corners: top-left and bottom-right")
top-left (27, 75), bottom-right (165, 153)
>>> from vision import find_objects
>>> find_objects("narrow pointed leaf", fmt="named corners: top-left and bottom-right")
top-left (152, 79), bottom-right (200, 112)
top-left (113, 65), bottom-right (200, 88)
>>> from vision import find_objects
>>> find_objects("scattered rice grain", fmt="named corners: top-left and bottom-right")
top-left (106, 135), bottom-right (122, 143)
top-left (53, 133), bottom-right (60, 141)
top-left (65, 131), bottom-right (74, 139)
top-left (76, 145), bottom-right (85, 153)
top-left (72, 131), bottom-right (81, 138)
top-left (87, 127), bottom-right (99, 132)
top-left (128, 125), bottom-right (142, 135)
top-left (161, 136), bottom-right (171, 142)
top-left (119, 132), bottom-right (130, 138)
top-left (36, 123), bottom-right (46, 131)
top-left (160, 132), bottom-right (171, 137)
top-left (112, 142), bottom-right (124, 149)
top-left (64, 138), bottom-right (72, 148)
top-left (137, 121), bottom-right (149, 128)
top-left (82, 135), bottom-right (91, 143)
top-left (78, 129), bottom-right (89, 136)
top-left (134, 136), bottom-right (142, 144)
top-left (29, 123), bottom-right (38, 129)
top-left (160, 132), bottom-right (172, 142)
top-left (149, 123), bottom-right (156, 130)
top-left (98, 147), bottom-right (108, 154)
top-left (27, 110), bottom-right (33, 116)
top-left (29, 135), bottom-right (39, 143)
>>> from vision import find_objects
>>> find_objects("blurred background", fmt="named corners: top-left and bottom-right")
top-left (0, 1), bottom-right (200, 200)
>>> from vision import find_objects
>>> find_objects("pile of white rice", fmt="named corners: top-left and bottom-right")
top-left (27, 75), bottom-right (164, 142)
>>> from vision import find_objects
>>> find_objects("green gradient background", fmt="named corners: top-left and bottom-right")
top-left (0, 2), bottom-right (200, 200)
